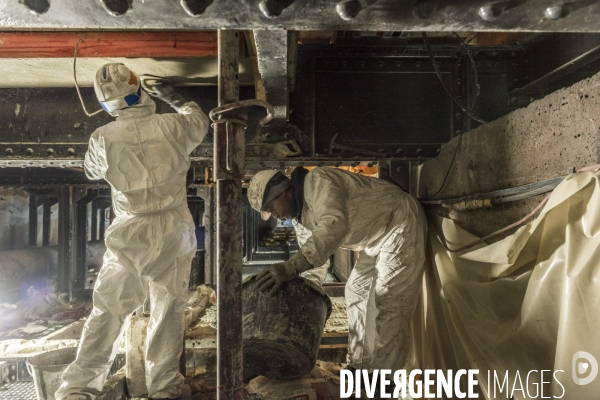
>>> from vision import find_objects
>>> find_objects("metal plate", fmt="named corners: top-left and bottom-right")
top-left (1, 0), bottom-right (600, 32)
top-left (0, 381), bottom-right (37, 400)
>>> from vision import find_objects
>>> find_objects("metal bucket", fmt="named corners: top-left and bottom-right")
top-left (26, 347), bottom-right (77, 400)
top-left (242, 275), bottom-right (332, 379)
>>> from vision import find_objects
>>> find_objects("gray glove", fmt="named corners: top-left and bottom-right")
top-left (256, 250), bottom-right (313, 296)
top-left (150, 83), bottom-right (187, 110)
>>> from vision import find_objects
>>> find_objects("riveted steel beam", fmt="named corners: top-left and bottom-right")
top-left (2, 0), bottom-right (600, 32)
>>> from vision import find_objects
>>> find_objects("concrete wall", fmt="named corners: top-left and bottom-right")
top-left (418, 70), bottom-right (600, 240)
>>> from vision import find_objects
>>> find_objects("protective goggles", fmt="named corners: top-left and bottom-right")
top-left (99, 86), bottom-right (142, 113)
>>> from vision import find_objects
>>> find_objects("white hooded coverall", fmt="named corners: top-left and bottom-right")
top-left (56, 92), bottom-right (209, 400)
top-left (292, 168), bottom-right (427, 371)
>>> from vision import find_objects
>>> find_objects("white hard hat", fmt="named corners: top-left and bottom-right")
top-left (248, 170), bottom-right (280, 221)
top-left (94, 63), bottom-right (141, 114)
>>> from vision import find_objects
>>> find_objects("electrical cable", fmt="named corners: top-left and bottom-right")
top-left (434, 163), bottom-right (600, 253)
top-left (421, 133), bottom-right (463, 200)
top-left (73, 39), bottom-right (103, 117)
top-left (453, 31), bottom-right (480, 111)
top-left (435, 192), bottom-right (551, 253)
top-left (421, 32), bottom-right (487, 124)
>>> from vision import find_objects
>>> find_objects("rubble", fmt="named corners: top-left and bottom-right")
top-left (0, 280), bottom-right (92, 341)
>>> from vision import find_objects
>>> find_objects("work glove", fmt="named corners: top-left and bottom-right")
top-left (256, 250), bottom-right (313, 296)
top-left (149, 83), bottom-right (187, 110)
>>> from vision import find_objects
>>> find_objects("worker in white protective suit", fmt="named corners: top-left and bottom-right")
top-left (55, 64), bottom-right (209, 400)
top-left (248, 167), bottom-right (427, 374)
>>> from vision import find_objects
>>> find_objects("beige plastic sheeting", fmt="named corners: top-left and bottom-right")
top-left (406, 169), bottom-right (600, 399)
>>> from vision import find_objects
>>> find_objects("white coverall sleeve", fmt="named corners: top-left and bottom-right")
top-left (300, 172), bottom-right (350, 268)
top-left (293, 219), bottom-right (330, 286)
top-left (84, 130), bottom-right (108, 181)
top-left (172, 101), bottom-right (210, 154)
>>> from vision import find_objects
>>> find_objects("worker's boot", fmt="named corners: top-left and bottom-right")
top-left (148, 384), bottom-right (192, 400)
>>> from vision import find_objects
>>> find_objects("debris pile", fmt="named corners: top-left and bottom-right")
top-left (0, 280), bottom-right (91, 340)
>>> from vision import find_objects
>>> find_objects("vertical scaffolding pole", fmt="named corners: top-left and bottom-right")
top-left (215, 30), bottom-right (244, 400)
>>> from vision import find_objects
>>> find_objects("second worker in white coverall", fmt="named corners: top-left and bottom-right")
top-left (248, 167), bottom-right (427, 374)
top-left (55, 64), bottom-right (209, 400)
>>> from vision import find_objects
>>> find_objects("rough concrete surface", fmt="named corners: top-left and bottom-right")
top-left (419, 70), bottom-right (600, 240)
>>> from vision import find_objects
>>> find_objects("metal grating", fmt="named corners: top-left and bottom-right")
top-left (0, 381), bottom-right (37, 400)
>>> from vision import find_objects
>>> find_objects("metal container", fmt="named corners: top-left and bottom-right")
top-left (242, 275), bottom-right (332, 379)
top-left (26, 347), bottom-right (76, 400)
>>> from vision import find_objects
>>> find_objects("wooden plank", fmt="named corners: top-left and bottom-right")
top-left (319, 344), bottom-right (348, 349)
top-left (0, 31), bottom-right (218, 58)
top-left (322, 331), bottom-right (349, 337)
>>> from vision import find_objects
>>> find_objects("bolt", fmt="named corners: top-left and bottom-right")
top-left (396, 61), bottom-right (402, 67)
top-left (67, 148), bottom-right (75, 156)
top-left (396, 148), bottom-right (404, 154)
top-left (455, 113), bottom-right (462, 120)
top-left (396, 167), bottom-right (402, 172)
top-left (336, 0), bottom-right (363, 20)
top-left (545, 4), bottom-right (568, 20)
top-left (416, 148), bottom-right (423, 156)
top-left (377, 61), bottom-right (384, 68)
top-left (342, 60), bottom-right (348, 67)
top-left (478, 2), bottom-right (505, 21)
top-left (47, 148), bottom-right (54, 156)
top-left (455, 78), bottom-right (462, 85)
top-left (25, 148), bottom-right (34, 156)
top-left (415, 61), bottom-right (422, 68)
top-left (359, 61), bottom-right (366, 67)
top-left (5, 148), bottom-right (13, 155)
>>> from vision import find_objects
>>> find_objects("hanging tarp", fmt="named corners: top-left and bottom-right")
top-left (410, 169), bottom-right (600, 400)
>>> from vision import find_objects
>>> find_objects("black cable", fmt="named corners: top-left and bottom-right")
top-left (452, 31), bottom-right (480, 111)
top-left (422, 132), bottom-right (463, 200)
top-left (421, 32), bottom-right (487, 124)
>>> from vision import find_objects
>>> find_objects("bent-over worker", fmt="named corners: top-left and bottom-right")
top-left (247, 167), bottom-right (427, 372)
top-left (56, 63), bottom-right (209, 400)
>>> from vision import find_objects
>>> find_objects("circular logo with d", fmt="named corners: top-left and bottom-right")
top-left (572, 351), bottom-right (599, 385)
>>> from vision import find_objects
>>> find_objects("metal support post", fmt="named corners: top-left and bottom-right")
top-left (98, 203), bottom-right (107, 240)
top-left (91, 198), bottom-right (99, 241)
top-left (197, 185), bottom-right (216, 286)
top-left (215, 30), bottom-right (245, 400)
top-left (57, 186), bottom-right (74, 295)
top-left (57, 186), bottom-right (89, 298)
top-left (42, 197), bottom-right (56, 246)
top-left (28, 194), bottom-right (38, 246)
top-left (71, 198), bottom-right (88, 298)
